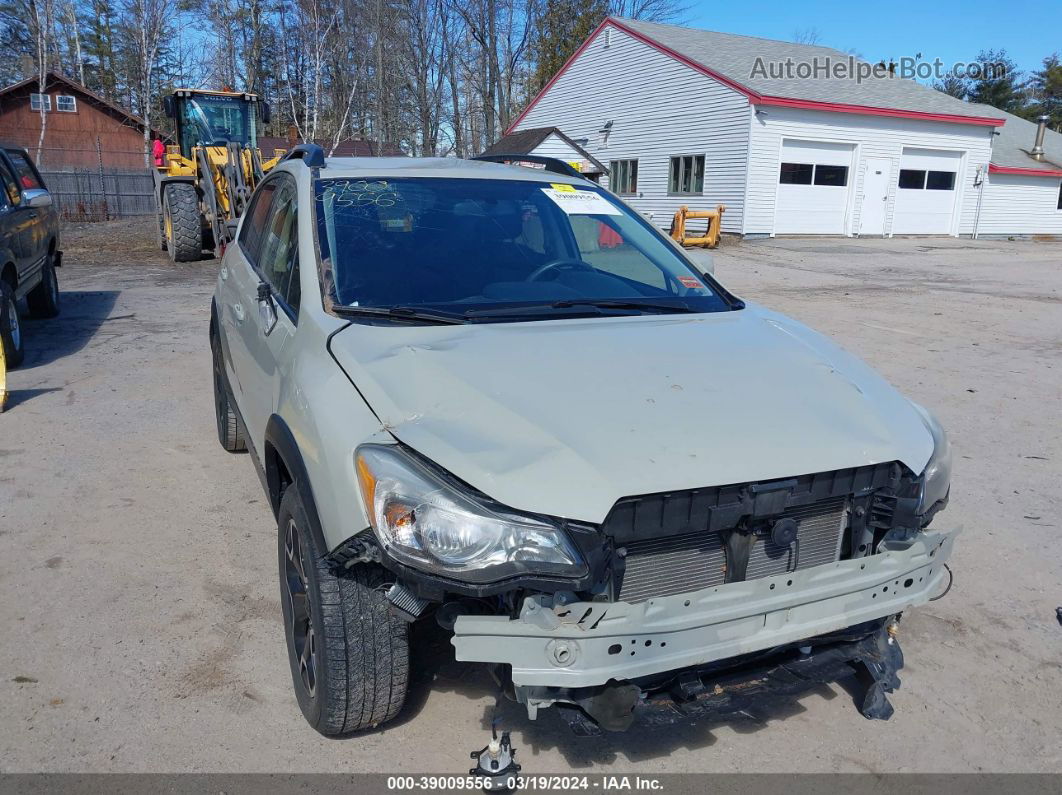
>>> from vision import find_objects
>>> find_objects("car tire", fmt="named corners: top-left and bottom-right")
top-left (278, 486), bottom-right (409, 735)
top-left (163, 183), bottom-right (203, 262)
top-left (27, 254), bottom-right (60, 319)
top-left (0, 279), bottom-right (24, 369)
top-left (211, 333), bottom-right (246, 452)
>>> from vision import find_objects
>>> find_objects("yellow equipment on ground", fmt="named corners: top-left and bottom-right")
top-left (670, 204), bottom-right (727, 249)
top-left (153, 88), bottom-right (285, 261)
top-left (0, 333), bottom-right (7, 413)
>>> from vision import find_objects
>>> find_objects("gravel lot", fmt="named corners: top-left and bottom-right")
top-left (1, 218), bottom-right (1059, 773)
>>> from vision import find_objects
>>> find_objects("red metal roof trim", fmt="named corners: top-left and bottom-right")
top-left (752, 95), bottom-right (1004, 127)
top-left (505, 18), bottom-right (1006, 136)
top-left (988, 163), bottom-right (1062, 177)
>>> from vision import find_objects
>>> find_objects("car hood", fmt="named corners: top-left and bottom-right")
top-left (330, 304), bottom-right (933, 523)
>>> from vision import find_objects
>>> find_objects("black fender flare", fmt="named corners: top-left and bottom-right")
top-left (264, 413), bottom-right (329, 554)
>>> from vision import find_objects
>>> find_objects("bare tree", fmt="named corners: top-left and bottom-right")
top-left (792, 26), bottom-right (821, 46)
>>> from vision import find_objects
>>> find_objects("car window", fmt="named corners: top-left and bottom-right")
top-left (257, 180), bottom-right (300, 315)
top-left (0, 162), bottom-right (23, 206)
top-left (314, 177), bottom-right (732, 317)
top-left (6, 151), bottom-right (43, 190)
top-left (238, 181), bottom-right (277, 263)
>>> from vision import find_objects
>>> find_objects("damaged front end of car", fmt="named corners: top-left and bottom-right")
top-left (336, 434), bottom-right (955, 734)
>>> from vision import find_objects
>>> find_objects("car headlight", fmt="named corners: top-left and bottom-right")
top-left (355, 444), bottom-right (586, 583)
top-left (911, 403), bottom-right (952, 514)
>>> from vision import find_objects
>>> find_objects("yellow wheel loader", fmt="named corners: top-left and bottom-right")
top-left (153, 89), bottom-right (285, 262)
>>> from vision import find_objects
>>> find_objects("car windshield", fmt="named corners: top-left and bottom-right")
top-left (314, 177), bottom-right (735, 320)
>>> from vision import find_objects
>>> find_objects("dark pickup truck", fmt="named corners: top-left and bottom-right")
top-left (0, 146), bottom-right (61, 368)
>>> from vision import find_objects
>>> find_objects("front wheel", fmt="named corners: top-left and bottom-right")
top-left (211, 333), bottom-right (246, 452)
top-left (163, 183), bottom-right (203, 262)
top-left (278, 486), bottom-right (409, 735)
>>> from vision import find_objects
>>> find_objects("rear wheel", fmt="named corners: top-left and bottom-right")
top-left (211, 332), bottom-right (246, 452)
top-left (278, 487), bottom-right (409, 735)
top-left (0, 280), bottom-right (24, 369)
top-left (27, 254), bottom-right (60, 319)
top-left (163, 183), bottom-right (203, 262)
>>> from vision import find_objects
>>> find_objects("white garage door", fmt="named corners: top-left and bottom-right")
top-left (893, 148), bottom-right (962, 234)
top-left (775, 140), bottom-right (855, 235)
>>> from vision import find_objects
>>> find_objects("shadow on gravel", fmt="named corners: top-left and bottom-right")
top-left (349, 618), bottom-right (848, 767)
top-left (18, 290), bottom-right (120, 369)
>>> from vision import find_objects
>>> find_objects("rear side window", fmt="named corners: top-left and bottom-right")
top-left (238, 182), bottom-right (277, 263)
top-left (6, 150), bottom-right (42, 190)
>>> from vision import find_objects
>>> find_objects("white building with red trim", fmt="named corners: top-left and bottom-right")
top-left (505, 17), bottom-right (1062, 238)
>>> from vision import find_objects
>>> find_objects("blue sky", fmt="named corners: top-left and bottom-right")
top-left (686, 0), bottom-right (1060, 76)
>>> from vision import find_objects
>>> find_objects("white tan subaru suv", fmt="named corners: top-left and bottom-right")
top-left (211, 145), bottom-right (955, 736)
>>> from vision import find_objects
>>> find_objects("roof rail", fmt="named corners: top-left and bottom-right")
top-left (282, 143), bottom-right (326, 168)
top-left (472, 154), bottom-right (583, 179)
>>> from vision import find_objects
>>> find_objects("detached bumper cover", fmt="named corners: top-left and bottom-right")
top-left (452, 527), bottom-right (957, 688)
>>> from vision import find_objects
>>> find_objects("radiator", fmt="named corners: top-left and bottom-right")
top-left (618, 497), bottom-right (848, 603)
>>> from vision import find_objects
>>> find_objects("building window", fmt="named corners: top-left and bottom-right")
top-left (899, 169), bottom-right (956, 190)
top-left (779, 162), bottom-right (848, 186)
top-left (926, 171), bottom-right (955, 190)
top-left (56, 95), bottom-right (77, 112)
top-left (609, 159), bottom-right (638, 194)
top-left (669, 154), bottom-right (704, 194)
top-left (814, 164), bottom-right (848, 186)
top-left (779, 163), bottom-right (813, 184)
top-left (30, 93), bottom-right (51, 112)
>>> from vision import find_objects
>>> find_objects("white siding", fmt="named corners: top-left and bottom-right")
top-left (976, 174), bottom-right (1062, 236)
top-left (514, 25), bottom-right (750, 233)
top-left (529, 133), bottom-right (584, 161)
top-left (745, 106), bottom-right (994, 236)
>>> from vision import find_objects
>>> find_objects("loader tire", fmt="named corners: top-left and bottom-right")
top-left (163, 183), bottom-right (203, 262)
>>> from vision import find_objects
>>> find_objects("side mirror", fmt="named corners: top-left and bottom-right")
top-left (259, 101), bottom-right (271, 125)
top-left (163, 95), bottom-right (175, 118)
top-left (23, 188), bottom-right (52, 208)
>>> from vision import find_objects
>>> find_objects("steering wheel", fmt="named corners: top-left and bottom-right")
top-left (526, 258), bottom-right (594, 282)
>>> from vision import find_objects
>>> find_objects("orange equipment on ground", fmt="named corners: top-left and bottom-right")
top-left (670, 204), bottom-right (726, 248)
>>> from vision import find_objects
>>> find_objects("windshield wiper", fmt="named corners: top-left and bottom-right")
top-left (465, 299), bottom-right (694, 319)
top-left (332, 305), bottom-right (468, 325)
top-left (551, 299), bottom-right (694, 313)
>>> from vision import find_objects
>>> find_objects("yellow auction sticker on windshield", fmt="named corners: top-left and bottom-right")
top-left (550, 183), bottom-right (576, 192)
top-left (541, 187), bottom-right (622, 215)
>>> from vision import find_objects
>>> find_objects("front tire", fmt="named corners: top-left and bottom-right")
top-left (163, 183), bottom-right (203, 262)
top-left (27, 254), bottom-right (60, 319)
top-left (278, 487), bottom-right (409, 735)
top-left (0, 280), bottom-right (24, 368)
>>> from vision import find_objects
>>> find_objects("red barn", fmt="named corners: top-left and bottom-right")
top-left (0, 72), bottom-right (154, 170)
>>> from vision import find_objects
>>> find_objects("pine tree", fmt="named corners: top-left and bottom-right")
top-left (1027, 53), bottom-right (1062, 130)
top-left (531, 0), bottom-right (607, 93)
top-left (967, 49), bottom-right (1026, 114)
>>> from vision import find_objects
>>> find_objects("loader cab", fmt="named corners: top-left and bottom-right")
top-left (163, 90), bottom-right (269, 160)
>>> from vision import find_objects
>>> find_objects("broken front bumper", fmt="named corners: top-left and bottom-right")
top-left (452, 527), bottom-right (957, 689)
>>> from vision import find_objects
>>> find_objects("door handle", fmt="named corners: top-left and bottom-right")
top-left (232, 303), bottom-right (245, 323)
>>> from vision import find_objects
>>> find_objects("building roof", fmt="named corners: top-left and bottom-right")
top-left (980, 110), bottom-right (1062, 176)
top-left (509, 17), bottom-right (1007, 133)
top-left (482, 126), bottom-right (608, 173)
top-left (0, 71), bottom-right (154, 132)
